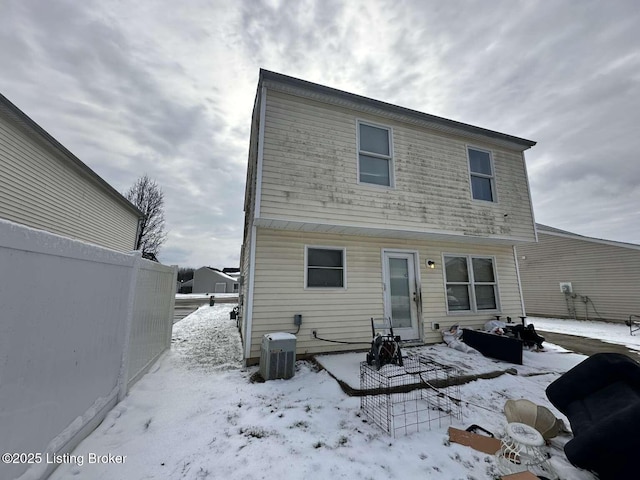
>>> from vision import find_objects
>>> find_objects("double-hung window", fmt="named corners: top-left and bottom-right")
top-left (358, 121), bottom-right (393, 186)
top-left (305, 247), bottom-right (346, 288)
top-left (444, 255), bottom-right (499, 312)
top-left (468, 147), bottom-right (495, 202)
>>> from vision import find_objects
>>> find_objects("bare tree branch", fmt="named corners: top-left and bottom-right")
top-left (124, 174), bottom-right (167, 260)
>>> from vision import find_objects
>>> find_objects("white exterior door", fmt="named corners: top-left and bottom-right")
top-left (383, 251), bottom-right (420, 340)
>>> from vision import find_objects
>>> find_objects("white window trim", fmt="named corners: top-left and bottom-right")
top-left (442, 253), bottom-right (501, 314)
top-left (356, 119), bottom-right (395, 188)
top-left (466, 145), bottom-right (497, 203)
top-left (304, 245), bottom-right (347, 290)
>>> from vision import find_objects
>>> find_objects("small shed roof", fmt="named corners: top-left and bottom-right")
top-left (202, 267), bottom-right (238, 282)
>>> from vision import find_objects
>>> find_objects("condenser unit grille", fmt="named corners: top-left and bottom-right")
top-left (259, 333), bottom-right (296, 380)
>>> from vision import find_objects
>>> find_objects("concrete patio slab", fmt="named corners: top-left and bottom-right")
top-left (315, 342), bottom-right (582, 395)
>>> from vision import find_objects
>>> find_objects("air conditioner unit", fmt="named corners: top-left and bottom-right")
top-left (260, 333), bottom-right (296, 380)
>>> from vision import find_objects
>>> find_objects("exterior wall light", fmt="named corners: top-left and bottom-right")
top-left (427, 260), bottom-right (436, 269)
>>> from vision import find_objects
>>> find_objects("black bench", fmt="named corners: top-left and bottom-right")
top-left (462, 328), bottom-right (523, 364)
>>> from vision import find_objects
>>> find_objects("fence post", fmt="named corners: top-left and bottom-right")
top-left (118, 250), bottom-right (142, 402)
top-left (166, 265), bottom-right (179, 348)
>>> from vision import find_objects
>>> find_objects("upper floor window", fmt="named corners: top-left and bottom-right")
top-left (444, 255), bottom-right (499, 312)
top-left (358, 121), bottom-right (393, 187)
top-left (468, 147), bottom-right (495, 202)
top-left (305, 246), bottom-right (346, 288)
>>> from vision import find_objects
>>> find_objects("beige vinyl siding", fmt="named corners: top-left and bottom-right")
top-left (518, 233), bottom-right (640, 323)
top-left (259, 90), bottom-right (535, 242)
top-left (246, 228), bottom-right (523, 361)
top-left (0, 114), bottom-right (138, 252)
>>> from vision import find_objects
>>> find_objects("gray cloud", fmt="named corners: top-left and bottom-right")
top-left (1, 0), bottom-right (638, 268)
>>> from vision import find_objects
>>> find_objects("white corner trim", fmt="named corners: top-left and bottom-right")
top-left (513, 245), bottom-right (526, 316)
top-left (244, 224), bottom-right (258, 360)
top-left (254, 86), bottom-right (267, 220)
top-left (521, 150), bottom-right (538, 242)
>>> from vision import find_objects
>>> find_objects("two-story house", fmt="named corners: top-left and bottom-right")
top-left (239, 70), bottom-right (537, 365)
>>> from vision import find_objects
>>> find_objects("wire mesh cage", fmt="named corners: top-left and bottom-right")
top-left (360, 355), bottom-right (462, 437)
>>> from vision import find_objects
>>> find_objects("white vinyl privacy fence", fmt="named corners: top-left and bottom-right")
top-left (0, 219), bottom-right (177, 480)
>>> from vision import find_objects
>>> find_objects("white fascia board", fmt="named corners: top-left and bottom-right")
top-left (254, 217), bottom-right (536, 245)
top-left (521, 150), bottom-right (538, 243)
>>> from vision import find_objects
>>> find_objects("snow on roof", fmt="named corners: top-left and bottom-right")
top-left (202, 267), bottom-right (238, 282)
top-left (264, 332), bottom-right (297, 341)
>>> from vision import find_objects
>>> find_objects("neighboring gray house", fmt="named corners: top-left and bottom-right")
top-left (518, 223), bottom-right (640, 323)
top-left (193, 267), bottom-right (239, 293)
top-left (239, 69), bottom-right (537, 364)
top-left (0, 92), bottom-right (141, 251)
top-left (222, 267), bottom-right (241, 280)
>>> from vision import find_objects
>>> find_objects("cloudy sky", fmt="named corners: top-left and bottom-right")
top-left (1, 0), bottom-right (638, 268)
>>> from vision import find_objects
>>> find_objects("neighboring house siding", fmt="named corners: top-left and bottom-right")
top-left (259, 90), bottom-right (536, 242)
top-left (518, 232), bottom-right (640, 322)
top-left (247, 228), bottom-right (523, 361)
top-left (0, 104), bottom-right (139, 252)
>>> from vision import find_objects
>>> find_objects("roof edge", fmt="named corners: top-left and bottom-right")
top-left (0, 92), bottom-right (143, 218)
top-left (258, 69), bottom-right (536, 150)
top-left (536, 223), bottom-right (640, 251)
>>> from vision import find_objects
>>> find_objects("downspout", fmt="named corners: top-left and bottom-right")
top-left (513, 245), bottom-right (526, 317)
top-left (521, 150), bottom-right (538, 243)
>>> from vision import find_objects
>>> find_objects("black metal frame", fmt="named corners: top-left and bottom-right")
top-left (365, 317), bottom-right (403, 370)
top-left (625, 314), bottom-right (640, 336)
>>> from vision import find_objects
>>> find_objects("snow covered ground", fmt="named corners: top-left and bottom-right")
top-left (531, 316), bottom-right (640, 352)
top-left (48, 306), bottom-right (609, 480)
top-left (175, 293), bottom-right (239, 299)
